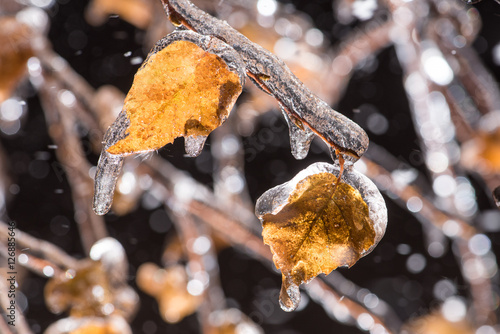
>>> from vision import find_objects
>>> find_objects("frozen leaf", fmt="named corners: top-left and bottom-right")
top-left (105, 31), bottom-right (244, 156)
top-left (209, 308), bottom-right (263, 334)
top-left (0, 17), bottom-right (33, 103)
top-left (282, 109), bottom-right (315, 160)
top-left (255, 162), bottom-right (387, 311)
top-left (44, 259), bottom-right (137, 319)
top-left (93, 31), bottom-right (245, 215)
top-left (136, 263), bottom-right (203, 323)
top-left (44, 315), bottom-right (132, 334)
top-left (44, 261), bottom-right (113, 317)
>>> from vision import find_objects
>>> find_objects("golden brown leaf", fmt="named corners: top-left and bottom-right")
top-left (136, 263), bottom-right (202, 323)
top-left (106, 40), bottom-right (242, 155)
top-left (44, 261), bottom-right (114, 317)
top-left (0, 17), bottom-right (33, 103)
top-left (44, 315), bottom-right (132, 334)
top-left (209, 309), bottom-right (263, 334)
top-left (256, 162), bottom-right (386, 311)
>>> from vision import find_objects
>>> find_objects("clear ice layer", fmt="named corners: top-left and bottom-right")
top-left (185, 135), bottom-right (207, 157)
top-left (282, 109), bottom-right (315, 160)
top-left (92, 150), bottom-right (124, 215)
top-left (279, 277), bottom-right (301, 312)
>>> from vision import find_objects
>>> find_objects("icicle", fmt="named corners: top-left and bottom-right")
top-left (494, 186), bottom-right (500, 209)
top-left (279, 275), bottom-right (300, 312)
top-left (282, 109), bottom-right (314, 160)
top-left (93, 150), bottom-right (124, 215)
top-left (185, 135), bottom-right (207, 157)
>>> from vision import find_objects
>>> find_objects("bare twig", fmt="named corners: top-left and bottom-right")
top-left (0, 221), bottom-right (79, 269)
top-left (361, 155), bottom-right (497, 325)
top-left (326, 19), bottom-right (394, 105)
top-left (36, 71), bottom-right (108, 253)
top-left (0, 278), bottom-right (33, 334)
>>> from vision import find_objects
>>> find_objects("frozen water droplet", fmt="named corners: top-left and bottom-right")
top-left (282, 110), bottom-right (314, 160)
top-left (185, 135), bottom-right (207, 157)
top-left (279, 276), bottom-right (301, 312)
top-left (493, 186), bottom-right (500, 209)
top-left (93, 150), bottom-right (124, 215)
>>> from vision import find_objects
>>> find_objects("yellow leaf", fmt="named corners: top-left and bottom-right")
top-left (256, 162), bottom-right (386, 311)
top-left (136, 263), bottom-right (203, 323)
top-left (0, 17), bottom-right (33, 103)
top-left (106, 40), bottom-right (242, 155)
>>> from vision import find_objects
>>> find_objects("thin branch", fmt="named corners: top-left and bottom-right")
top-left (0, 278), bottom-right (33, 334)
top-left (0, 221), bottom-right (79, 269)
top-left (326, 19), bottom-right (394, 105)
top-left (36, 70), bottom-right (108, 254)
top-left (361, 154), bottom-right (497, 325)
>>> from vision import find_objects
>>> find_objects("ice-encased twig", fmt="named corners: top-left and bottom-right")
top-left (93, 150), bottom-right (124, 215)
top-left (161, 0), bottom-right (369, 161)
top-left (281, 109), bottom-right (315, 160)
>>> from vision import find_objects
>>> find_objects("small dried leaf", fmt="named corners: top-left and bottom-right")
top-left (462, 129), bottom-right (500, 173)
top-left (44, 260), bottom-right (135, 318)
top-left (106, 39), bottom-right (242, 156)
top-left (44, 316), bottom-right (132, 334)
top-left (45, 261), bottom-right (112, 317)
top-left (136, 263), bottom-right (202, 323)
top-left (208, 309), bottom-right (263, 334)
top-left (256, 162), bottom-right (386, 311)
top-left (0, 17), bottom-right (33, 103)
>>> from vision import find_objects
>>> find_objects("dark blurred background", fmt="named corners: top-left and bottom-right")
top-left (2, 0), bottom-right (500, 333)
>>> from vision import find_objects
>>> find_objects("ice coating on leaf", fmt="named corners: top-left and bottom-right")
top-left (92, 150), bottom-right (124, 216)
top-left (90, 237), bottom-right (128, 284)
top-left (282, 109), bottom-right (315, 160)
top-left (255, 162), bottom-right (387, 311)
top-left (279, 275), bottom-right (300, 312)
top-left (185, 135), bottom-right (207, 157)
